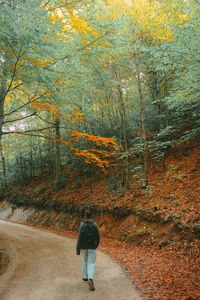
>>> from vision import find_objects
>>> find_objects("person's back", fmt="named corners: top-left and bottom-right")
top-left (76, 218), bottom-right (99, 252)
top-left (76, 210), bottom-right (100, 291)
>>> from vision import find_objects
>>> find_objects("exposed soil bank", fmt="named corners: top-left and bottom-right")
top-left (0, 199), bottom-right (197, 248)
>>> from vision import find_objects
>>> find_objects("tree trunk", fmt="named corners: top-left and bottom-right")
top-left (29, 147), bottom-right (34, 179)
top-left (0, 139), bottom-right (6, 187)
top-left (0, 58), bottom-right (8, 140)
top-left (151, 71), bottom-right (164, 130)
top-left (132, 28), bottom-right (148, 187)
top-left (46, 112), bottom-right (54, 174)
top-left (55, 117), bottom-right (61, 180)
top-left (0, 58), bottom-right (8, 186)
top-left (113, 64), bottom-right (129, 187)
top-left (38, 145), bottom-right (43, 174)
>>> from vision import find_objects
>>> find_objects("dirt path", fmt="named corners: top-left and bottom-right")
top-left (0, 220), bottom-right (143, 300)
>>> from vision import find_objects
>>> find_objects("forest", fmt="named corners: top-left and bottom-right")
top-left (0, 0), bottom-right (199, 187)
top-left (0, 0), bottom-right (200, 299)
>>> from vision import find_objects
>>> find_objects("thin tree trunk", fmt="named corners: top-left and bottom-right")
top-left (0, 139), bottom-right (6, 187)
top-left (0, 58), bottom-right (8, 140)
top-left (132, 28), bottom-right (148, 187)
top-left (38, 145), bottom-right (43, 174)
top-left (29, 147), bottom-right (33, 179)
top-left (113, 95), bottom-right (119, 132)
top-left (0, 58), bottom-right (8, 186)
top-left (113, 64), bottom-right (129, 187)
top-left (19, 151), bottom-right (24, 180)
top-left (164, 77), bottom-right (169, 127)
top-left (47, 112), bottom-right (54, 174)
top-left (55, 117), bottom-right (61, 180)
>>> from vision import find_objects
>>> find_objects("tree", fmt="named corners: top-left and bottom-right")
top-left (0, 0), bottom-right (199, 189)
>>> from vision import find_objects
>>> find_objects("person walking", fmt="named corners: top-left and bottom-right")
top-left (76, 210), bottom-right (100, 291)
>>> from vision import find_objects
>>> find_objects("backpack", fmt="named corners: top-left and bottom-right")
top-left (84, 221), bottom-right (96, 245)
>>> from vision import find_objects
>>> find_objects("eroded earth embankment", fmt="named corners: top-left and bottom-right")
top-left (0, 200), bottom-right (182, 248)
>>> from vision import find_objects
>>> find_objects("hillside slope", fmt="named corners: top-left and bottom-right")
top-left (0, 142), bottom-right (200, 299)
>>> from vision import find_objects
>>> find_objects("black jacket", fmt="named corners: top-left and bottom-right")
top-left (76, 219), bottom-right (100, 255)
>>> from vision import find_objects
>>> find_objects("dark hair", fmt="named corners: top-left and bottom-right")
top-left (85, 210), bottom-right (92, 219)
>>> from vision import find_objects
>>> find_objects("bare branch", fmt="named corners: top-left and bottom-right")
top-left (2, 91), bottom-right (47, 118)
top-left (43, 0), bottom-right (51, 8)
top-left (9, 83), bottom-right (23, 92)
top-left (3, 112), bottom-right (37, 125)
top-left (5, 45), bottom-right (23, 98)
top-left (45, 31), bottom-right (110, 69)
top-left (2, 127), bottom-right (55, 136)
top-left (35, 114), bottom-right (55, 125)
top-left (45, 1), bottom-right (83, 11)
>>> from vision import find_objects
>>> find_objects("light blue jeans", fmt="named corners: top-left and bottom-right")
top-left (81, 249), bottom-right (96, 280)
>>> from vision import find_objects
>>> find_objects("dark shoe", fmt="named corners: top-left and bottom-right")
top-left (82, 278), bottom-right (88, 282)
top-left (88, 279), bottom-right (95, 291)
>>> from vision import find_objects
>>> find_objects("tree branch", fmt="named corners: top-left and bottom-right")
top-left (2, 127), bottom-right (56, 136)
top-left (2, 91), bottom-right (47, 118)
top-left (35, 114), bottom-right (55, 125)
top-left (45, 31), bottom-right (110, 69)
top-left (43, 0), bottom-right (51, 7)
top-left (5, 45), bottom-right (23, 97)
top-left (3, 112), bottom-right (37, 125)
top-left (45, 1), bottom-right (83, 11)
top-left (9, 83), bottom-right (23, 92)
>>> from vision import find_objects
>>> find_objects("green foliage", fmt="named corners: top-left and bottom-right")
top-left (0, 0), bottom-right (199, 188)
top-left (107, 175), bottom-right (118, 193)
top-left (53, 174), bottom-right (67, 192)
